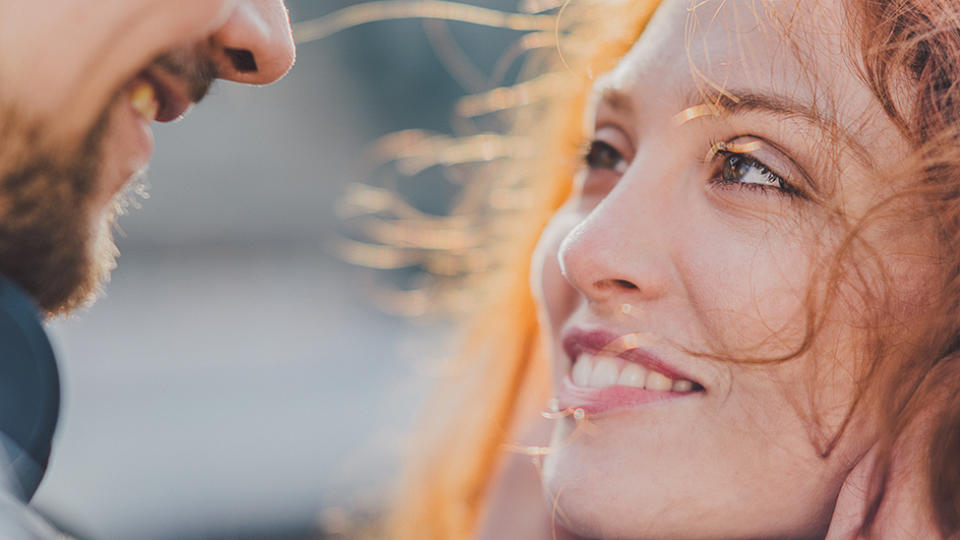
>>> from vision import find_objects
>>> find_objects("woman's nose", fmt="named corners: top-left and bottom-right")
top-left (557, 196), bottom-right (672, 306)
top-left (210, 0), bottom-right (295, 84)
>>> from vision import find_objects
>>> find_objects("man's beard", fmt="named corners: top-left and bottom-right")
top-left (0, 107), bottom-right (117, 317)
top-left (0, 46), bottom-right (216, 317)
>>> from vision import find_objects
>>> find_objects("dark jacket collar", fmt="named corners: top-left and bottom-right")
top-left (0, 276), bottom-right (59, 502)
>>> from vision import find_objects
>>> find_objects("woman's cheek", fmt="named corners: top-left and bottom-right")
top-left (682, 230), bottom-right (813, 357)
top-left (531, 208), bottom-right (583, 335)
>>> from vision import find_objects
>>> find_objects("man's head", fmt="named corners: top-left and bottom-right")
top-left (0, 0), bottom-right (295, 315)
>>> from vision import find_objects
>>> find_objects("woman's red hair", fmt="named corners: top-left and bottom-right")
top-left (381, 0), bottom-right (960, 537)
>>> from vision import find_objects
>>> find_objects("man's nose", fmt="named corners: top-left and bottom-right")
top-left (210, 0), bottom-right (296, 84)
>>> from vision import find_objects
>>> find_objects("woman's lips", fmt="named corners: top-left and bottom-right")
top-left (562, 328), bottom-right (701, 383)
top-left (557, 328), bottom-right (705, 415)
top-left (557, 376), bottom-right (694, 415)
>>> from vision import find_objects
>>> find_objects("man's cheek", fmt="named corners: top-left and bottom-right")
top-left (0, 0), bottom-right (235, 140)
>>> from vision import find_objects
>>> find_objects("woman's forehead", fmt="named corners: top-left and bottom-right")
top-left (596, 0), bottom-right (906, 174)
top-left (609, 0), bottom-right (845, 104)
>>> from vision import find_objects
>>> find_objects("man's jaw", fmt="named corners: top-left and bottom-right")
top-left (97, 46), bottom-right (217, 209)
top-left (93, 80), bottom-right (156, 211)
top-left (23, 45), bottom-right (218, 316)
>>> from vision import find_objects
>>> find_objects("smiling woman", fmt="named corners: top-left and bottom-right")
top-left (379, 0), bottom-right (960, 538)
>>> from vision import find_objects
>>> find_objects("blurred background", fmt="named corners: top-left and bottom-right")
top-left (30, 1), bottom-right (530, 538)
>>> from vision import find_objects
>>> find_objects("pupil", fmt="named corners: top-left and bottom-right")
top-left (590, 142), bottom-right (617, 169)
top-left (602, 147), bottom-right (616, 167)
top-left (723, 154), bottom-right (745, 182)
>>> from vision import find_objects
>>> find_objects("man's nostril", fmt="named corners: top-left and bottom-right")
top-left (224, 48), bottom-right (258, 73)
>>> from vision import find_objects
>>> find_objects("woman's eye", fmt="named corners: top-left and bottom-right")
top-left (714, 151), bottom-right (803, 199)
top-left (584, 140), bottom-right (628, 173)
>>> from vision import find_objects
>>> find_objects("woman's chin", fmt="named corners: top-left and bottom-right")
top-left (540, 429), bottom-right (675, 539)
top-left (541, 419), bottom-right (832, 540)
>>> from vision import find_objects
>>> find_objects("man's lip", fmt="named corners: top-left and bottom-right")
top-left (561, 327), bottom-right (704, 389)
top-left (141, 67), bottom-right (193, 123)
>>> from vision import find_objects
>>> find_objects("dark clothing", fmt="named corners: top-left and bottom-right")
top-left (0, 276), bottom-right (63, 539)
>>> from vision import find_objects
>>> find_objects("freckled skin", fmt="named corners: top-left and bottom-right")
top-left (532, 1), bottom-right (934, 538)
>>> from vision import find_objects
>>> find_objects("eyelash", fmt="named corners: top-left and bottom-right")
top-left (582, 140), bottom-right (628, 173)
top-left (580, 138), bottom-right (805, 200)
top-left (706, 140), bottom-right (805, 200)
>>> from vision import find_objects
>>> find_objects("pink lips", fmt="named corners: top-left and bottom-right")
top-left (557, 328), bottom-right (703, 415)
top-left (558, 377), bottom-right (683, 415)
top-left (140, 67), bottom-right (193, 123)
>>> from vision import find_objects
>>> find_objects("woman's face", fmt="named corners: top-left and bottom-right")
top-left (533, 0), bottom-right (934, 537)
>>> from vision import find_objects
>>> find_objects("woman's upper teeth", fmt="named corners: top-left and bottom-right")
top-left (572, 353), bottom-right (696, 392)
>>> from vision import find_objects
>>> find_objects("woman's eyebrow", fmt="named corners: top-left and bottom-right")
top-left (690, 89), bottom-right (875, 167)
top-left (593, 85), bottom-right (878, 170)
top-left (595, 87), bottom-right (635, 116)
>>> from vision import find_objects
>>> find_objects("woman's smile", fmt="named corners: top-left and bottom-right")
top-left (557, 328), bottom-right (705, 415)
top-left (388, 0), bottom-right (960, 537)
top-left (533, 0), bottom-right (928, 537)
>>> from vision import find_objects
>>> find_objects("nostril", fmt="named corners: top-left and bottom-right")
top-left (613, 279), bottom-right (638, 290)
top-left (225, 48), bottom-right (258, 73)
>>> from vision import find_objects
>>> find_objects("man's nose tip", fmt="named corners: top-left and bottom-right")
top-left (212, 1), bottom-right (296, 84)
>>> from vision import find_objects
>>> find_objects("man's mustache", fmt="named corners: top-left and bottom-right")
top-left (151, 45), bottom-right (219, 104)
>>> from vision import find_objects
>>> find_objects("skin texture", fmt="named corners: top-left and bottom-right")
top-left (0, 0), bottom-right (295, 314)
top-left (0, 1), bottom-right (293, 139)
top-left (529, 1), bottom-right (938, 538)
